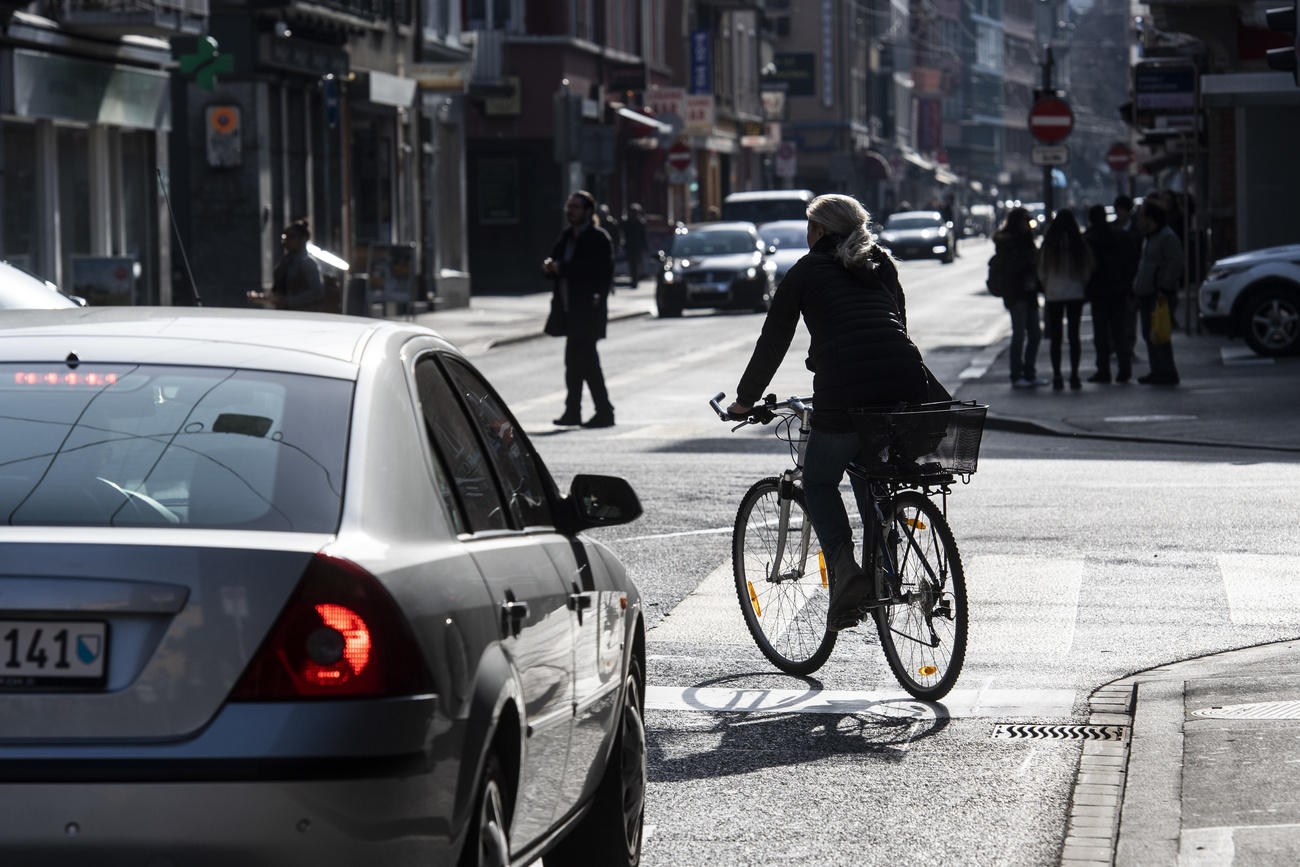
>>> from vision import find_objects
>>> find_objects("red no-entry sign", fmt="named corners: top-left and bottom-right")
top-left (1105, 142), bottom-right (1134, 171)
top-left (1028, 97), bottom-right (1074, 145)
top-left (667, 141), bottom-right (691, 172)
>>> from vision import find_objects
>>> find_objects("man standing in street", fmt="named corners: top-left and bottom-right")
top-left (1113, 195), bottom-right (1143, 377)
top-left (1132, 200), bottom-right (1183, 385)
top-left (543, 191), bottom-right (616, 428)
top-left (623, 203), bottom-right (648, 286)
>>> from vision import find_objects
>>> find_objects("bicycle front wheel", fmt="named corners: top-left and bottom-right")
top-left (733, 477), bottom-right (836, 675)
top-left (873, 490), bottom-right (968, 700)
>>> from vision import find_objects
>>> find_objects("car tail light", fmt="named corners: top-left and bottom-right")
top-left (231, 554), bottom-right (434, 700)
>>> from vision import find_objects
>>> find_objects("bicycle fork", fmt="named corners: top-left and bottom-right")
top-left (768, 471), bottom-right (812, 584)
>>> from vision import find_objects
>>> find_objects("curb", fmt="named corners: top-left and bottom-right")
top-left (484, 308), bottom-right (653, 350)
top-left (983, 413), bottom-right (1300, 454)
top-left (1059, 683), bottom-right (1136, 866)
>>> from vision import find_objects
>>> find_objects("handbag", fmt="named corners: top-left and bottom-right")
top-left (1149, 297), bottom-right (1172, 346)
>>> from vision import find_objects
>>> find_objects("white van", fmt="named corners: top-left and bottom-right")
top-left (721, 189), bottom-right (815, 225)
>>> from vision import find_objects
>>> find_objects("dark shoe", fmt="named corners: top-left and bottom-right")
top-left (1115, 371), bottom-right (1132, 384)
top-left (1052, 375), bottom-right (1065, 391)
top-left (1070, 374), bottom-right (1082, 390)
top-left (1086, 371), bottom-right (1111, 384)
top-left (581, 412), bottom-right (615, 428)
top-left (1138, 373), bottom-right (1179, 386)
top-left (553, 412), bottom-right (582, 426)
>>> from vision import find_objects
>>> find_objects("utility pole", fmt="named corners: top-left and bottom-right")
top-left (1041, 45), bottom-right (1054, 218)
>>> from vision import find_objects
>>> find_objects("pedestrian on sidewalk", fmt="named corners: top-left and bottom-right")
top-left (1132, 200), bottom-right (1183, 386)
top-left (1083, 204), bottom-right (1132, 384)
top-left (624, 203), bottom-right (648, 286)
top-left (725, 193), bottom-right (929, 631)
top-left (542, 190), bottom-right (616, 428)
top-left (991, 207), bottom-right (1045, 388)
top-left (1037, 209), bottom-right (1095, 391)
top-left (1113, 194), bottom-right (1143, 369)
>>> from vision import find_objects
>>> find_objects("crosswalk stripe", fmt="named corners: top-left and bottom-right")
top-left (644, 684), bottom-right (1076, 719)
top-left (646, 560), bottom-right (753, 645)
top-left (1219, 554), bottom-right (1300, 625)
top-left (965, 556), bottom-right (1083, 655)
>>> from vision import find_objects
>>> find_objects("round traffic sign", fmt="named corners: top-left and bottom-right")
top-left (667, 141), bottom-right (691, 172)
top-left (1105, 142), bottom-right (1134, 170)
top-left (1028, 97), bottom-right (1074, 145)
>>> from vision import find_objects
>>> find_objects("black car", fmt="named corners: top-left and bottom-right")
top-left (878, 211), bottom-right (956, 263)
top-left (656, 222), bottom-right (776, 317)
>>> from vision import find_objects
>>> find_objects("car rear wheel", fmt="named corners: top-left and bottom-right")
top-left (1240, 283), bottom-right (1300, 356)
top-left (460, 752), bottom-right (511, 867)
top-left (546, 659), bottom-right (646, 867)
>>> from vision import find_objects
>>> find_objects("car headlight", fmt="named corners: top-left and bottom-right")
top-left (746, 266), bottom-right (758, 279)
top-left (663, 270), bottom-right (675, 283)
top-left (1205, 265), bottom-right (1245, 283)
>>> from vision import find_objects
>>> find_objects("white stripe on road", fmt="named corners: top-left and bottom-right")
top-left (646, 560), bottom-right (754, 645)
top-left (965, 556), bottom-right (1083, 655)
top-left (1219, 554), bottom-right (1300, 625)
top-left (618, 526), bottom-right (732, 543)
top-left (644, 684), bottom-right (1075, 719)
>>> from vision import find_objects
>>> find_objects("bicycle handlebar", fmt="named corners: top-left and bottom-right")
top-left (708, 392), bottom-right (808, 427)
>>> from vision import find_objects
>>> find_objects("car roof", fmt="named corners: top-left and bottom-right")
top-left (684, 221), bottom-right (759, 233)
top-left (0, 262), bottom-right (77, 309)
top-left (887, 211), bottom-right (943, 221)
top-left (0, 307), bottom-right (428, 378)
top-left (723, 189), bottom-right (814, 203)
top-left (758, 220), bottom-right (808, 231)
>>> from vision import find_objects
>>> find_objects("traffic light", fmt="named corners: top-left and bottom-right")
top-left (1266, 2), bottom-right (1299, 85)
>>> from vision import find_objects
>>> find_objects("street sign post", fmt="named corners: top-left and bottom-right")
top-left (1031, 144), bottom-right (1069, 166)
top-left (1028, 97), bottom-right (1074, 144)
top-left (667, 141), bottom-right (692, 185)
top-left (774, 141), bottom-right (797, 178)
top-left (1105, 142), bottom-right (1135, 171)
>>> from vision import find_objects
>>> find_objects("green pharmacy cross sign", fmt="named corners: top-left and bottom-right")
top-left (178, 36), bottom-right (234, 91)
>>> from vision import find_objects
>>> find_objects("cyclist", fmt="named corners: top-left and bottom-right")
top-left (726, 194), bottom-right (931, 631)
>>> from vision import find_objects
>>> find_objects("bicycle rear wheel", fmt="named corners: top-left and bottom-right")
top-left (732, 477), bottom-right (836, 675)
top-left (873, 490), bottom-right (967, 700)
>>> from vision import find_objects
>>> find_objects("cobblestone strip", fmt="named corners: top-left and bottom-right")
top-left (1060, 683), bottom-right (1135, 866)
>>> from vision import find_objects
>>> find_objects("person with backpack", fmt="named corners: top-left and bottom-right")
top-left (1083, 204), bottom-right (1131, 383)
top-left (988, 207), bottom-right (1044, 388)
top-left (1037, 209), bottom-right (1095, 390)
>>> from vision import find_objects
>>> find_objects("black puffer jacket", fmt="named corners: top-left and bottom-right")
top-left (736, 235), bottom-right (928, 432)
top-left (991, 229), bottom-right (1039, 307)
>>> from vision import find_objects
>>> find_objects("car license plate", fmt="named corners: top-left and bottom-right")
top-left (0, 620), bottom-right (108, 687)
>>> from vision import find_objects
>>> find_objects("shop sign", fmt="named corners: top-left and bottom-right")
top-left (12, 49), bottom-right (169, 130)
top-left (409, 62), bottom-right (467, 92)
top-left (259, 34), bottom-right (348, 77)
top-left (648, 86), bottom-right (685, 119)
top-left (690, 30), bottom-right (712, 95)
top-left (763, 53), bottom-right (815, 97)
top-left (1134, 61), bottom-right (1197, 133)
top-left (368, 70), bottom-right (417, 108)
top-left (683, 94), bottom-right (714, 135)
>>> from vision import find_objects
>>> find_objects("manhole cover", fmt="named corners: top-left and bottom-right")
top-left (992, 723), bottom-right (1128, 741)
top-left (1191, 700), bottom-right (1300, 720)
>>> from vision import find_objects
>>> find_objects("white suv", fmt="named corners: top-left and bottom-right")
top-left (1199, 244), bottom-right (1300, 356)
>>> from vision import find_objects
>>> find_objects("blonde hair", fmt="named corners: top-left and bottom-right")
top-left (805, 194), bottom-right (880, 272)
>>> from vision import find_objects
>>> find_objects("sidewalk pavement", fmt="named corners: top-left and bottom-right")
top-left (407, 282), bottom-right (656, 355)
top-left (403, 290), bottom-right (1300, 867)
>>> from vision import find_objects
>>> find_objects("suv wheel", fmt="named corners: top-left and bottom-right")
top-left (1239, 283), bottom-right (1300, 356)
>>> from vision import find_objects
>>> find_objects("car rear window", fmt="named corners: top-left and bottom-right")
top-left (0, 364), bottom-right (352, 531)
top-left (886, 217), bottom-right (942, 230)
top-left (721, 199), bottom-right (809, 224)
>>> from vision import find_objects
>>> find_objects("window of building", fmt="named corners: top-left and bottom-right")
top-left (2, 122), bottom-right (36, 268)
top-left (57, 126), bottom-right (91, 292)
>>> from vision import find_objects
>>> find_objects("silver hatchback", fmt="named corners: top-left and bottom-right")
top-left (0, 308), bottom-right (647, 866)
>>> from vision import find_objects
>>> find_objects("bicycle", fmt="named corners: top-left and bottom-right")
top-left (708, 392), bottom-right (987, 701)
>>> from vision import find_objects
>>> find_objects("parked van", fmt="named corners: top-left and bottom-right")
top-left (721, 189), bottom-right (815, 225)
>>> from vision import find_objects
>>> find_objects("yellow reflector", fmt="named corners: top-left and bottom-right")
top-left (907, 518), bottom-right (927, 530)
top-left (747, 581), bottom-right (761, 617)
top-left (818, 550), bottom-right (827, 588)
top-left (918, 665), bottom-right (938, 676)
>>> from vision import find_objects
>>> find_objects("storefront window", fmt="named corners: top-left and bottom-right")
top-left (2, 122), bottom-right (36, 269)
top-left (351, 116), bottom-right (394, 249)
top-left (121, 130), bottom-right (156, 304)
top-left (57, 126), bottom-right (91, 290)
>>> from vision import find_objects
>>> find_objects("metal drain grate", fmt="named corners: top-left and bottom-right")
top-left (1191, 700), bottom-right (1300, 720)
top-left (992, 723), bottom-right (1129, 741)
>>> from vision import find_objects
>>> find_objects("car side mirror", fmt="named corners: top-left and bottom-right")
top-left (567, 474), bottom-right (642, 530)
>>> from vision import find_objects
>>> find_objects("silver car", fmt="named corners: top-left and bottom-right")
top-left (0, 261), bottom-right (80, 309)
top-left (0, 307), bottom-right (647, 866)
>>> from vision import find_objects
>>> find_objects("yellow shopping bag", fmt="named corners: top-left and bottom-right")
top-left (1149, 297), bottom-right (1172, 346)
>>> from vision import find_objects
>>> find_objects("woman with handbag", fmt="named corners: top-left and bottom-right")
top-left (1132, 200), bottom-right (1183, 386)
top-left (1037, 209), bottom-right (1095, 391)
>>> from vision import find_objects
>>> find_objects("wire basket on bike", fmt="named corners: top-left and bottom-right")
top-left (848, 400), bottom-right (988, 479)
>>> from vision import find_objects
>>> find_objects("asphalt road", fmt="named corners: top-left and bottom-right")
top-left (469, 241), bottom-right (1300, 866)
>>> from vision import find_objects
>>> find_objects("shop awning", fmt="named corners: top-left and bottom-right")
top-left (935, 165), bottom-right (959, 185)
top-left (614, 106), bottom-right (672, 133)
top-left (902, 148), bottom-right (935, 171)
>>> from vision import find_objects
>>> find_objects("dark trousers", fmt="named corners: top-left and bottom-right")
top-left (1007, 296), bottom-right (1042, 382)
top-left (803, 429), bottom-right (873, 571)
top-left (565, 337), bottom-right (613, 416)
top-left (1044, 299), bottom-right (1084, 378)
top-left (1138, 294), bottom-right (1179, 380)
top-left (1090, 296), bottom-right (1132, 379)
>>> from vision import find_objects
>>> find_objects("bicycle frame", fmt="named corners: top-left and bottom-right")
top-left (768, 399), bottom-right (812, 586)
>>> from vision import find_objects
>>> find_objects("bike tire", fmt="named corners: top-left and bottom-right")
top-left (732, 477), bottom-right (836, 675)
top-left (872, 490), bottom-right (967, 700)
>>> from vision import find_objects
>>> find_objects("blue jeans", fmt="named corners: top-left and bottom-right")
top-left (1007, 297), bottom-right (1041, 382)
top-left (802, 429), bottom-right (874, 570)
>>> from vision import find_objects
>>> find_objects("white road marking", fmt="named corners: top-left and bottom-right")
top-left (965, 556), bottom-right (1083, 655)
top-left (1219, 554), bottom-right (1300, 625)
top-left (619, 526), bottom-right (732, 543)
top-left (1102, 414), bottom-right (1199, 423)
top-left (1179, 827), bottom-right (1235, 866)
top-left (646, 560), bottom-right (754, 645)
top-left (644, 684), bottom-right (1075, 719)
top-left (1221, 346), bottom-right (1273, 365)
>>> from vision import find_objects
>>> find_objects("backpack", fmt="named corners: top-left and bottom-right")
top-left (986, 252), bottom-right (1010, 298)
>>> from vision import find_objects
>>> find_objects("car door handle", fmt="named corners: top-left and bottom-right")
top-left (501, 599), bottom-right (529, 637)
top-left (568, 593), bottom-right (593, 611)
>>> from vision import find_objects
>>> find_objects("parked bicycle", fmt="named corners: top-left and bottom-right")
top-left (709, 392), bottom-right (987, 700)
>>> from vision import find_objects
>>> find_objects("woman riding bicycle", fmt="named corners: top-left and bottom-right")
top-left (727, 194), bottom-right (931, 631)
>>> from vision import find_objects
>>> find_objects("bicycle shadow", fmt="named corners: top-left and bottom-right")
top-left (647, 672), bottom-right (950, 783)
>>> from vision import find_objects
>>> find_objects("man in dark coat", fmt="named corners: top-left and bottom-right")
top-left (1083, 204), bottom-right (1131, 383)
top-left (623, 203), bottom-right (648, 285)
top-left (543, 191), bottom-right (616, 428)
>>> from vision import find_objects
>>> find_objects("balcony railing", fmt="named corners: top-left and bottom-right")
top-left (56, 0), bottom-right (207, 37)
